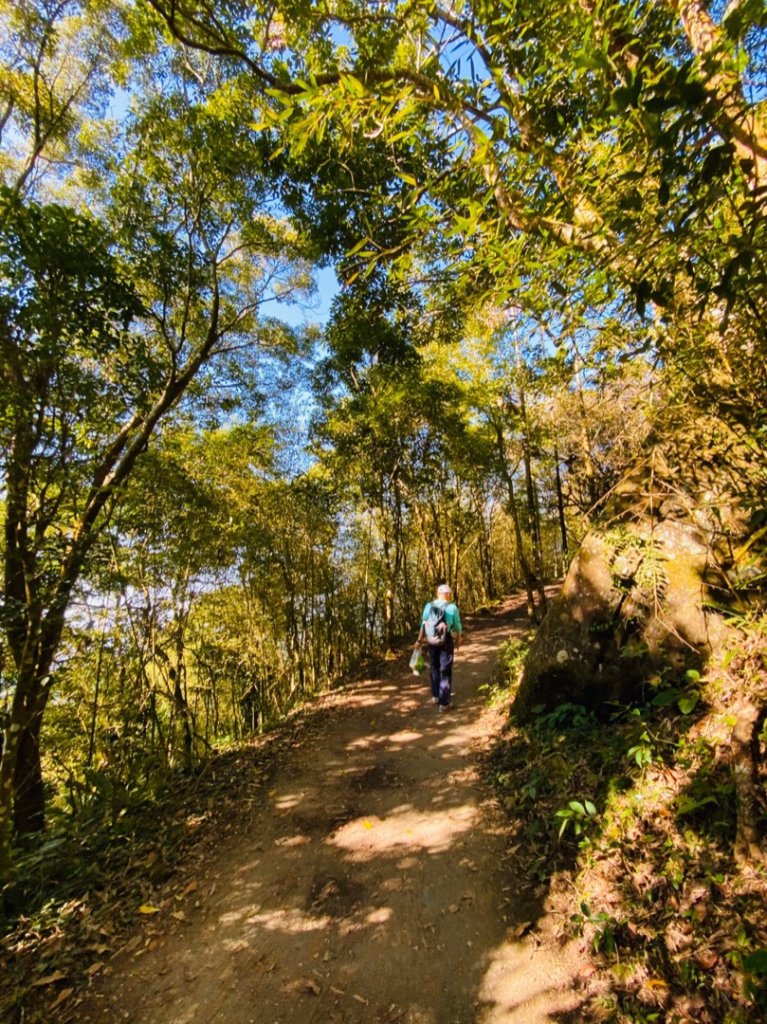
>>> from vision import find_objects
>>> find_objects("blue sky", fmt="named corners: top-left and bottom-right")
top-left (276, 265), bottom-right (339, 328)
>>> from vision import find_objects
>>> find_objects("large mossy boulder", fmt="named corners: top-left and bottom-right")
top-left (513, 453), bottom-right (740, 721)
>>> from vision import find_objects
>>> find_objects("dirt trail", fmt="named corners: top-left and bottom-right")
top-left (80, 600), bottom-right (582, 1024)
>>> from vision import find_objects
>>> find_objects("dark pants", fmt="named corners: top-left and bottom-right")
top-left (428, 634), bottom-right (454, 706)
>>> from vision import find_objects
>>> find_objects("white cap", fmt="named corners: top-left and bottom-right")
top-left (437, 584), bottom-right (452, 596)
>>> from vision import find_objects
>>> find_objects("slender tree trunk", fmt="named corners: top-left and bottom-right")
top-left (515, 336), bottom-right (547, 614)
top-left (171, 647), bottom-right (194, 773)
top-left (522, 458), bottom-right (547, 612)
top-left (230, 676), bottom-right (240, 741)
top-left (450, 535), bottom-right (460, 593)
top-left (361, 512), bottom-right (373, 653)
top-left (507, 475), bottom-right (538, 622)
top-left (87, 625), bottom-right (108, 768)
top-left (554, 443), bottom-right (569, 564)
top-left (392, 483), bottom-right (406, 641)
top-left (13, 712), bottom-right (45, 835)
top-left (474, 490), bottom-right (494, 601)
top-left (493, 419), bottom-right (538, 621)
top-left (574, 353), bottom-right (599, 508)
top-left (485, 510), bottom-right (495, 598)
top-left (381, 503), bottom-right (397, 653)
top-left (412, 502), bottom-right (439, 583)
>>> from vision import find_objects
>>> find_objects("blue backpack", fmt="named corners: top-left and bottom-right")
top-left (424, 602), bottom-right (449, 647)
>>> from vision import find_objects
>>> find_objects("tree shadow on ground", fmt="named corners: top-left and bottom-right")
top-left (489, 685), bottom-right (767, 1024)
top-left (63, 595), bottom-right (586, 1024)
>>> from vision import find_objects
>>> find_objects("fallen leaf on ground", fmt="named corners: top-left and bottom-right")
top-left (223, 939), bottom-right (250, 953)
top-left (284, 977), bottom-right (321, 996)
top-left (138, 905), bottom-right (162, 915)
top-left (32, 971), bottom-right (68, 987)
top-left (49, 988), bottom-right (74, 1010)
top-left (694, 949), bottom-right (719, 970)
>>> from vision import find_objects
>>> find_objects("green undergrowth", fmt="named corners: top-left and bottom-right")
top-left (0, 703), bottom-right (327, 1023)
top-left (486, 621), bottom-right (767, 1024)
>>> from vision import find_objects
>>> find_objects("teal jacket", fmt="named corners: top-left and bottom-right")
top-left (421, 599), bottom-right (462, 635)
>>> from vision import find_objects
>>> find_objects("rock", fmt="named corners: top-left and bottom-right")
top-left (513, 480), bottom-right (735, 721)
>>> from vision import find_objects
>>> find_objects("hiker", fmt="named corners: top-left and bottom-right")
top-left (416, 583), bottom-right (463, 711)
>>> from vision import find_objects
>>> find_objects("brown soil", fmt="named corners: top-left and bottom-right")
top-left (76, 598), bottom-right (582, 1024)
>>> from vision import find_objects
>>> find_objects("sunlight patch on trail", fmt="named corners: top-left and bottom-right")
top-left (339, 691), bottom-right (380, 709)
top-left (364, 907), bottom-right (393, 924)
top-left (238, 906), bottom-right (332, 935)
top-left (386, 729), bottom-right (424, 746)
top-left (477, 937), bottom-right (579, 1022)
top-left (274, 790), bottom-right (306, 811)
top-left (330, 804), bottom-right (479, 860)
top-left (345, 728), bottom-right (423, 751)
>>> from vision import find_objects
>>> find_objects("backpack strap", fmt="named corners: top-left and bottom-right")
top-left (431, 601), bottom-right (449, 631)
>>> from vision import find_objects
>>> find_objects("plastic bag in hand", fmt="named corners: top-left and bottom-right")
top-left (409, 647), bottom-right (425, 675)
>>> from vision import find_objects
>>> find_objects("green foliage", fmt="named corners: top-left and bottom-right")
top-left (741, 950), bottom-right (767, 1010)
top-left (626, 728), bottom-right (655, 770)
top-left (556, 798), bottom-right (599, 839)
top-left (1, 6), bottom-right (766, 1021)
top-left (488, 614), bottom-right (767, 1022)
top-left (501, 635), bottom-right (534, 685)
top-left (0, 186), bottom-right (143, 668)
top-left (0, 186), bottom-right (144, 456)
top-left (572, 902), bottom-right (621, 956)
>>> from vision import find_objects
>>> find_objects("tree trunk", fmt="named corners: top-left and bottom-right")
top-left (554, 443), bottom-right (569, 562)
top-left (513, 337), bottom-right (547, 614)
top-left (87, 626), bottom-right (107, 768)
top-left (494, 426), bottom-right (538, 620)
top-left (668, 0), bottom-right (767, 187)
top-left (361, 512), bottom-right (373, 654)
top-left (171, 666), bottom-right (194, 772)
top-left (572, 348), bottom-right (599, 509)
top-left (493, 418), bottom-right (540, 622)
top-left (474, 489), bottom-right (495, 601)
top-left (12, 715), bottom-right (45, 835)
top-left (523, 463), bottom-right (547, 613)
top-left (0, 726), bottom-right (19, 874)
top-left (381, 501), bottom-right (397, 653)
top-left (384, 587), bottom-right (395, 653)
top-left (0, 606), bottom-right (64, 868)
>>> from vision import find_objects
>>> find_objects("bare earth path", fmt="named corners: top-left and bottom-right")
top-left (80, 600), bottom-right (582, 1024)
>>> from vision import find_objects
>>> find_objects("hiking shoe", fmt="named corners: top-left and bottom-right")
top-left (438, 703), bottom-right (450, 713)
